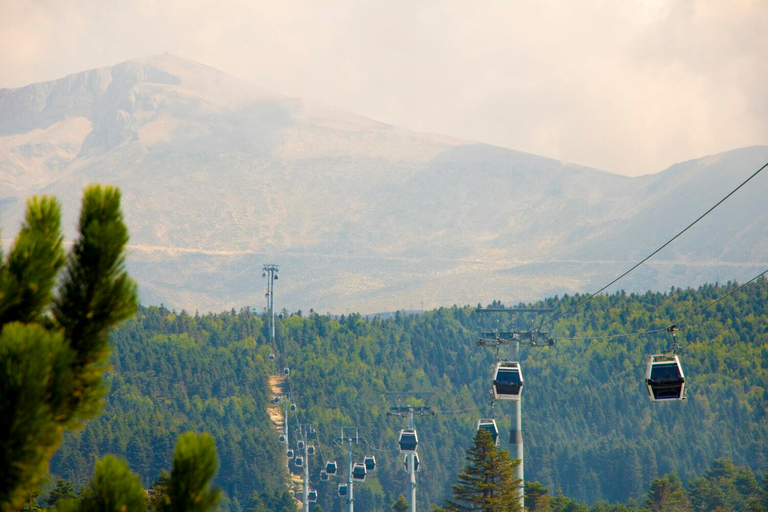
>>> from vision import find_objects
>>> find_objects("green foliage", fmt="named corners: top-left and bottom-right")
top-left (0, 186), bottom-right (137, 510)
top-left (437, 429), bottom-right (521, 512)
top-left (160, 432), bottom-right (221, 512)
top-left (43, 479), bottom-right (76, 508)
top-left (48, 280), bottom-right (768, 509)
top-left (642, 474), bottom-right (691, 512)
top-left (76, 456), bottom-right (147, 512)
top-left (393, 493), bottom-right (409, 511)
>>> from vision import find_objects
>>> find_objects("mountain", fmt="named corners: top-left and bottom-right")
top-left (1, 54), bottom-right (767, 313)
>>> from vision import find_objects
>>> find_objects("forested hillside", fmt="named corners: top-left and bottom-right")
top-left (50, 279), bottom-right (768, 510)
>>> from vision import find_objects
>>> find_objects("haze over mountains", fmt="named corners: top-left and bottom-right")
top-left (1, 54), bottom-right (767, 313)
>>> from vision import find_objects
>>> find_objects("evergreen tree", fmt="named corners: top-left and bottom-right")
top-left (43, 479), bottom-right (76, 508)
top-left (159, 432), bottom-right (222, 512)
top-left (393, 494), bottom-right (409, 512)
top-left (436, 429), bottom-right (521, 512)
top-left (76, 456), bottom-right (147, 512)
top-left (525, 481), bottom-right (553, 512)
top-left (642, 474), bottom-right (691, 512)
top-left (0, 187), bottom-right (137, 510)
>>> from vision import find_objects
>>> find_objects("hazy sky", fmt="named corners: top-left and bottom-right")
top-left (1, 0), bottom-right (766, 176)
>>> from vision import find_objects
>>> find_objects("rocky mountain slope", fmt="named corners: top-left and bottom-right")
top-left (1, 55), bottom-right (766, 312)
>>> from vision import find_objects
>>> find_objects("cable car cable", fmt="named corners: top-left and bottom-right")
top-left (672, 268), bottom-right (768, 328)
top-left (552, 268), bottom-right (767, 343)
top-left (538, 160), bottom-right (768, 332)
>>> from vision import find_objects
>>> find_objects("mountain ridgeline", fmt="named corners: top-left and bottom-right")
top-left (1, 54), bottom-right (768, 314)
top-left (50, 279), bottom-right (768, 510)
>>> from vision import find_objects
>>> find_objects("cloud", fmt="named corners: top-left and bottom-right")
top-left (1, 0), bottom-right (766, 175)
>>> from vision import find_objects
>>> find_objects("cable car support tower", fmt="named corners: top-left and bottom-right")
top-left (476, 306), bottom-right (554, 510)
top-left (388, 405), bottom-right (434, 512)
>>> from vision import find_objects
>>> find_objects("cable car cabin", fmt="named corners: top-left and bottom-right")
top-left (398, 428), bottom-right (418, 453)
top-left (645, 354), bottom-right (687, 401)
top-left (297, 440), bottom-right (305, 450)
top-left (294, 456), bottom-right (304, 467)
top-left (476, 418), bottom-right (500, 446)
top-left (308, 490), bottom-right (317, 503)
top-left (326, 460), bottom-right (338, 475)
top-left (290, 403), bottom-right (296, 412)
top-left (279, 434), bottom-right (286, 443)
top-left (493, 361), bottom-right (523, 400)
top-left (352, 463), bottom-right (367, 481)
top-left (269, 353), bottom-right (275, 360)
top-left (286, 449), bottom-right (294, 458)
top-left (403, 453), bottom-right (420, 473)
top-left (307, 445), bottom-right (315, 455)
top-left (338, 484), bottom-right (348, 497)
top-left (364, 456), bottom-right (376, 472)
top-left (320, 470), bottom-right (328, 481)
top-left (283, 368), bottom-right (290, 376)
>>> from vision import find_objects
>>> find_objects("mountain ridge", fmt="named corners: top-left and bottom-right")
top-left (1, 55), bottom-right (767, 313)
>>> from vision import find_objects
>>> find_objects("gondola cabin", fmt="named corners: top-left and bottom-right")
top-left (307, 445), bottom-right (315, 455)
top-left (308, 490), bottom-right (317, 503)
top-left (645, 354), bottom-right (686, 401)
top-left (279, 434), bottom-right (286, 443)
top-left (398, 428), bottom-right (418, 453)
top-left (269, 353), bottom-right (275, 361)
top-left (326, 460), bottom-right (338, 475)
top-left (290, 403), bottom-right (296, 411)
top-left (320, 470), bottom-right (329, 481)
top-left (283, 368), bottom-right (290, 376)
top-left (297, 440), bottom-right (305, 450)
top-left (286, 449), bottom-right (294, 458)
top-left (476, 418), bottom-right (500, 446)
top-left (352, 462), bottom-right (367, 481)
top-left (294, 456), bottom-right (304, 467)
top-left (364, 456), bottom-right (376, 472)
top-left (338, 484), bottom-right (348, 497)
top-left (403, 453), bottom-right (420, 473)
top-left (492, 361), bottom-right (523, 400)
top-left (272, 397), bottom-right (280, 404)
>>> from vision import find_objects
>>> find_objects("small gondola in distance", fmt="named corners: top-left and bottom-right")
top-left (352, 462), bottom-right (367, 481)
top-left (398, 428), bottom-right (418, 453)
top-left (403, 453), bottom-right (420, 473)
top-left (326, 460), bottom-right (338, 475)
top-left (364, 455), bottom-right (376, 472)
top-left (492, 361), bottom-right (523, 400)
top-left (338, 484), bottom-right (348, 497)
top-left (476, 418), bottom-right (500, 446)
top-left (645, 354), bottom-right (687, 401)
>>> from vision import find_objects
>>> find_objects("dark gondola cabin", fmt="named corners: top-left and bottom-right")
top-left (326, 460), bottom-right (338, 475)
top-left (352, 462), bottom-right (367, 481)
top-left (364, 455), bottom-right (376, 472)
top-left (283, 367), bottom-right (290, 376)
top-left (320, 470), bottom-right (329, 481)
top-left (398, 428), bottom-right (418, 453)
top-left (297, 440), bottom-right (305, 450)
top-left (307, 445), bottom-right (315, 455)
top-left (493, 361), bottom-right (523, 400)
top-left (269, 353), bottom-right (275, 360)
top-left (403, 453), bottom-right (420, 473)
top-left (287, 449), bottom-right (294, 458)
top-left (295, 456), bottom-right (304, 467)
top-left (290, 403), bottom-right (296, 411)
top-left (476, 418), bottom-right (500, 446)
top-left (279, 434), bottom-right (286, 443)
top-left (338, 484), bottom-right (348, 497)
top-left (308, 490), bottom-right (317, 503)
top-left (645, 354), bottom-right (686, 401)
